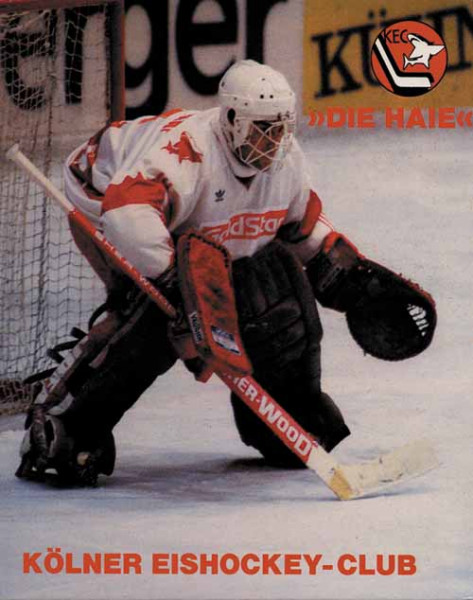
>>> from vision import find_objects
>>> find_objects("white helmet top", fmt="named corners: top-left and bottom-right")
top-left (218, 60), bottom-right (296, 173)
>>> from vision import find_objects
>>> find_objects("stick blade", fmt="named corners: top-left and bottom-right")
top-left (336, 439), bottom-right (440, 500)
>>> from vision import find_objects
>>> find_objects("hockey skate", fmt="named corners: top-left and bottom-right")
top-left (16, 406), bottom-right (116, 487)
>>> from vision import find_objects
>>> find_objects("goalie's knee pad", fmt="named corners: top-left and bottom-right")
top-left (230, 241), bottom-right (350, 465)
top-left (47, 294), bottom-right (177, 446)
top-left (18, 291), bottom-right (177, 483)
top-left (59, 295), bottom-right (177, 442)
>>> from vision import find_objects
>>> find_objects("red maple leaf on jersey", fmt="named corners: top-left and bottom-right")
top-left (162, 131), bottom-right (203, 164)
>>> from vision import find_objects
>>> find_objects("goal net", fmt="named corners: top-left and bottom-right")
top-left (0, 0), bottom-right (124, 411)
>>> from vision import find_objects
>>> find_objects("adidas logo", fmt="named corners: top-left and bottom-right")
top-left (215, 189), bottom-right (225, 202)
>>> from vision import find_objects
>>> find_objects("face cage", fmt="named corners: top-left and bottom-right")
top-left (234, 118), bottom-right (295, 173)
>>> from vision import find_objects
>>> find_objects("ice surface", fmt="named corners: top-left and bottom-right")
top-left (1, 126), bottom-right (472, 600)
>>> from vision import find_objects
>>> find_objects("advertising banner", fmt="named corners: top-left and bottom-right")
top-left (304, 0), bottom-right (473, 111)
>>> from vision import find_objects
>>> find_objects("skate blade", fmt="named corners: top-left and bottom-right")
top-left (15, 453), bottom-right (98, 488)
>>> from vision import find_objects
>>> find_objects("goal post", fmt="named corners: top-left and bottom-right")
top-left (0, 0), bottom-right (124, 412)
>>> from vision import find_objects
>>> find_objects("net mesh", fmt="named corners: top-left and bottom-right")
top-left (0, 4), bottom-right (116, 411)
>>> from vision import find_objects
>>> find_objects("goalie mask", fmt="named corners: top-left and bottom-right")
top-left (218, 60), bottom-right (296, 173)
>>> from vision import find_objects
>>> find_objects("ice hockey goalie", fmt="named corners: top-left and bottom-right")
top-left (16, 60), bottom-right (436, 486)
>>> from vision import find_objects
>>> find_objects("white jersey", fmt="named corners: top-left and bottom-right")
top-left (64, 107), bottom-right (333, 279)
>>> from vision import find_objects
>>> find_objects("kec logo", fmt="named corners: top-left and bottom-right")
top-left (371, 20), bottom-right (447, 97)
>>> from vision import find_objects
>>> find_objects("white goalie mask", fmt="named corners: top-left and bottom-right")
top-left (218, 60), bottom-right (296, 173)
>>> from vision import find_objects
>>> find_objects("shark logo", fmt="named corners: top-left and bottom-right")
top-left (371, 20), bottom-right (448, 97)
top-left (403, 34), bottom-right (445, 69)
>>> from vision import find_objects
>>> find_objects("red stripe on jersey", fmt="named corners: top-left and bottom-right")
top-left (157, 108), bottom-right (184, 120)
top-left (300, 190), bottom-right (323, 238)
top-left (102, 172), bottom-right (178, 225)
top-left (131, 109), bottom-right (190, 131)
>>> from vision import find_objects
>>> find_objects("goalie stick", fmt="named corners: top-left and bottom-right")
top-left (6, 143), bottom-right (439, 500)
